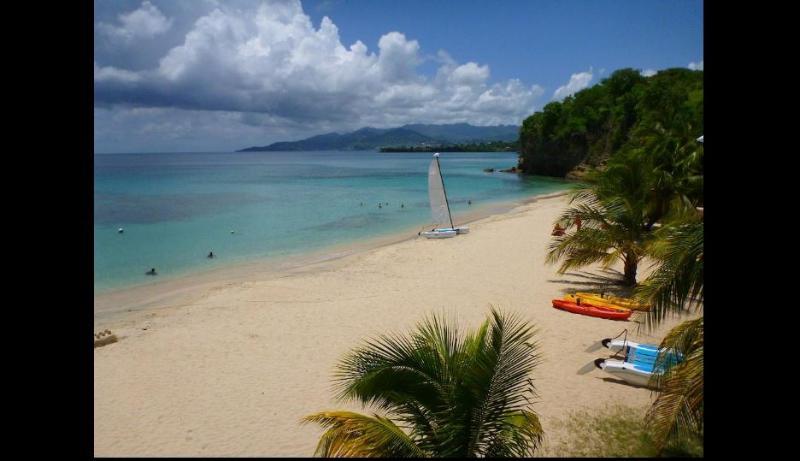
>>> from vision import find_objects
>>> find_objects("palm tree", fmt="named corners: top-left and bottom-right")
top-left (634, 121), bottom-right (704, 224)
top-left (636, 218), bottom-right (703, 328)
top-left (645, 317), bottom-right (703, 452)
top-left (634, 218), bottom-right (704, 453)
top-left (302, 308), bottom-right (544, 457)
top-left (546, 149), bottom-right (655, 286)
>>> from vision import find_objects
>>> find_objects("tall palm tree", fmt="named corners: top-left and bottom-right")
top-left (546, 149), bottom-right (655, 286)
top-left (637, 218), bottom-right (703, 328)
top-left (633, 217), bottom-right (703, 453)
top-left (302, 308), bottom-right (544, 457)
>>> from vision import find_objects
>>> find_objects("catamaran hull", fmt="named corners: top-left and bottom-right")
top-left (602, 339), bottom-right (657, 354)
top-left (594, 358), bottom-right (654, 387)
top-left (421, 230), bottom-right (457, 239)
top-left (436, 226), bottom-right (469, 234)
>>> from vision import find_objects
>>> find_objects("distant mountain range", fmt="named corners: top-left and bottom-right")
top-left (237, 123), bottom-right (520, 152)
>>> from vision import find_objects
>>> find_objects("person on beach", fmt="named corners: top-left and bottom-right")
top-left (551, 222), bottom-right (566, 236)
top-left (146, 268), bottom-right (157, 275)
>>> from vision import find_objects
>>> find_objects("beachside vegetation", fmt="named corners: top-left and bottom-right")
top-left (518, 67), bottom-right (703, 179)
top-left (544, 149), bottom-right (656, 285)
top-left (635, 217), bottom-right (704, 452)
top-left (539, 74), bottom-right (704, 452)
top-left (302, 308), bottom-right (544, 457)
top-left (549, 404), bottom-right (703, 457)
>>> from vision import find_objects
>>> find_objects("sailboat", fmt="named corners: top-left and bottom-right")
top-left (420, 153), bottom-right (470, 239)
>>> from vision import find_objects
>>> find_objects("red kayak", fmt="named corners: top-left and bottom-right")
top-left (551, 299), bottom-right (632, 321)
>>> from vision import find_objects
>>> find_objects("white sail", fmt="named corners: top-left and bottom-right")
top-left (428, 156), bottom-right (452, 228)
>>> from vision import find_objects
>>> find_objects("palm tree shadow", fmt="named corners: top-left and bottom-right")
top-left (548, 269), bottom-right (634, 296)
top-left (598, 376), bottom-right (655, 390)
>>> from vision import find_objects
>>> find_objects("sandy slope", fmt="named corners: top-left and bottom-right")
top-left (93, 194), bottom-right (694, 456)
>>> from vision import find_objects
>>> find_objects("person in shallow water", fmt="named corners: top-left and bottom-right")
top-left (146, 268), bottom-right (157, 275)
top-left (208, 251), bottom-right (214, 258)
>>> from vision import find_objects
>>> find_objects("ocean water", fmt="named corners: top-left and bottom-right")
top-left (94, 151), bottom-right (573, 293)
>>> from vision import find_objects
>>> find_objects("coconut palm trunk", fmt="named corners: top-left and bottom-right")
top-left (623, 252), bottom-right (638, 286)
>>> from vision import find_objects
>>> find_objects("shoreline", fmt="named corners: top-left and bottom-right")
top-left (94, 189), bottom-right (573, 325)
top-left (94, 188), bottom-right (694, 457)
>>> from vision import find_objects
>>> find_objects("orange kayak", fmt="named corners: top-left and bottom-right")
top-left (551, 299), bottom-right (632, 321)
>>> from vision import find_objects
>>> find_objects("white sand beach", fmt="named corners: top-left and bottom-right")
top-left (93, 193), bottom-right (694, 456)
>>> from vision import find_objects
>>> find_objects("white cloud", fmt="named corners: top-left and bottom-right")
top-left (94, 0), bottom-right (545, 133)
top-left (98, 1), bottom-right (173, 42)
top-left (641, 69), bottom-right (657, 77)
top-left (552, 70), bottom-right (593, 100)
top-left (94, 62), bottom-right (142, 83)
top-left (688, 60), bottom-right (704, 70)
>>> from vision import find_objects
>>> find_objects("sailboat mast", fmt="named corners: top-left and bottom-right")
top-left (435, 154), bottom-right (455, 229)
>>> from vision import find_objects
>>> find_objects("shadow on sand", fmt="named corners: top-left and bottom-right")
top-left (597, 376), bottom-right (655, 390)
top-left (547, 269), bottom-right (637, 296)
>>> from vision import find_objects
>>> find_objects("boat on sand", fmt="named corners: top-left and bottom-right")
top-left (551, 299), bottom-right (631, 321)
top-left (575, 292), bottom-right (650, 311)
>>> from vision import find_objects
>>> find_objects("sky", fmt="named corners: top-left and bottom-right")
top-left (94, 0), bottom-right (704, 153)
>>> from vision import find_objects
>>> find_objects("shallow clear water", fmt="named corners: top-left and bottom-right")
top-left (94, 151), bottom-right (573, 292)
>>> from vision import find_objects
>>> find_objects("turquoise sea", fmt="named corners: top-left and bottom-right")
top-left (94, 151), bottom-right (573, 293)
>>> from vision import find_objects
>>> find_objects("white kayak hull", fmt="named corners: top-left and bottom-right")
top-left (595, 358), bottom-right (654, 387)
top-left (603, 338), bottom-right (654, 354)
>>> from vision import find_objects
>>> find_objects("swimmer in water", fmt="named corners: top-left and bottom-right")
top-left (208, 251), bottom-right (214, 258)
top-left (146, 268), bottom-right (157, 276)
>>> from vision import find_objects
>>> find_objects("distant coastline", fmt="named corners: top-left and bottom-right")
top-left (238, 123), bottom-right (519, 152)
top-left (380, 140), bottom-right (518, 153)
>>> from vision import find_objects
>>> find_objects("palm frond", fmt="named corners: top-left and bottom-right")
top-left (302, 411), bottom-right (425, 457)
top-left (636, 221), bottom-right (703, 329)
top-left (450, 308), bottom-right (542, 457)
top-left (306, 309), bottom-right (544, 457)
top-left (484, 410), bottom-right (544, 457)
top-left (645, 318), bottom-right (703, 452)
